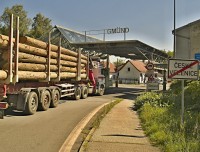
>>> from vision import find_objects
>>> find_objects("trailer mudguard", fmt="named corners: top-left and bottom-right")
top-left (16, 88), bottom-right (36, 111)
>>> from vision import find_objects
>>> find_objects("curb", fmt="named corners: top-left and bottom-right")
top-left (59, 101), bottom-right (112, 152)
top-left (78, 99), bottom-right (122, 152)
top-left (79, 127), bottom-right (96, 152)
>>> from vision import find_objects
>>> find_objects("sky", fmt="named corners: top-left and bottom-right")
top-left (0, 0), bottom-right (200, 53)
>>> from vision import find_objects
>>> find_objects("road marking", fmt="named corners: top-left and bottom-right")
top-left (168, 60), bottom-right (199, 78)
top-left (59, 102), bottom-right (111, 152)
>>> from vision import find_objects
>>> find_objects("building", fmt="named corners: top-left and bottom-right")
top-left (101, 61), bottom-right (116, 79)
top-left (174, 19), bottom-right (200, 59)
top-left (118, 60), bottom-right (147, 84)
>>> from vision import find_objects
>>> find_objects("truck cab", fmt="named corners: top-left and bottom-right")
top-left (88, 57), bottom-right (105, 96)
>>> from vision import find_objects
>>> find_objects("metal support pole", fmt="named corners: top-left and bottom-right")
top-left (115, 58), bottom-right (119, 88)
top-left (85, 31), bottom-right (87, 42)
top-left (163, 69), bottom-right (167, 91)
top-left (124, 32), bottom-right (126, 40)
top-left (135, 47), bottom-right (149, 60)
top-left (181, 80), bottom-right (184, 126)
top-left (105, 55), bottom-right (110, 88)
top-left (103, 29), bottom-right (105, 41)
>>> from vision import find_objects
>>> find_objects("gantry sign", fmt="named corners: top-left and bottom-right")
top-left (106, 27), bottom-right (129, 34)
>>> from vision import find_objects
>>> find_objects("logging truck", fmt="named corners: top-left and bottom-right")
top-left (0, 31), bottom-right (105, 118)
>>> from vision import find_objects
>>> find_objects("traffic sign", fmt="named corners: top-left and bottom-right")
top-left (168, 59), bottom-right (199, 80)
top-left (146, 62), bottom-right (154, 70)
top-left (195, 53), bottom-right (200, 60)
top-left (147, 82), bottom-right (159, 90)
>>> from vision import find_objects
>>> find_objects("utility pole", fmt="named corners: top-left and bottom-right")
top-left (173, 0), bottom-right (176, 58)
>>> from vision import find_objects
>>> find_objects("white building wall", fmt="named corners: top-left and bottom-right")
top-left (118, 62), bottom-right (141, 83)
top-left (176, 21), bottom-right (200, 59)
top-left (176, 28), bottom-right (190, 59)
top-left (190, 22), bottom-right (200, 58)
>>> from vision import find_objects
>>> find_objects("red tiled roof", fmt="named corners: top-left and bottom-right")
top-left (118, 60), bottom-right (147, 73)
top-left (117, 64), bottom-right (124, 71)
top-left (101, 61), bottom-right (116, 73)
top-left (130, 60), bottom-right (147, 73)
top-left (109, 62), bottom-right (116, 73)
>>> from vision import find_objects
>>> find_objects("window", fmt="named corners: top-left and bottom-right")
top-left (127, 67), bottom-right (130, 72)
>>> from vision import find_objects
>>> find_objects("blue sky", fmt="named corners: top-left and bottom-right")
top-left (0, 0), bottom-right (200, 52)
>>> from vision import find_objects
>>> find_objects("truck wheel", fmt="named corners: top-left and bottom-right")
top-left (50, 89), bottom-right (60, 108)
top-left (81, 86), bottom-right (88, 99)
top-left (24, 91), bottom-right (38, 115)
top-left (38, 90), bottom-right (51, 111)
top-left (97, 85), bottom-right (105, 96)
top-left (73, 87), bottom-right (81, 100)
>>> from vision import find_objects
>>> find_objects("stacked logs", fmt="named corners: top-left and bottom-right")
top-left (0, 34), bottom-right (88, 81)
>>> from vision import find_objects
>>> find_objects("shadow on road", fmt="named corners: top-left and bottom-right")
top-left (4, 108), bottom-right (47, 117)
top-left (4, 85), bottom-right (146, 117)
top-left (4, 109), bottom-right (26, 117)
top-left (102, 134), bottom-right (146, 138)
top-left (104, 86), bottom-right (145, 100)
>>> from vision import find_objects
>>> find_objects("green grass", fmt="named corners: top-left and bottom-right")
top-left (136, 80), bottom-right (200, 152)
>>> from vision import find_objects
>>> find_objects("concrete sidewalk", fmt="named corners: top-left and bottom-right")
top-left (84, 99), bottom-right (160, 152)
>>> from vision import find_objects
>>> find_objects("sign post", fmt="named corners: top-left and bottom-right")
top-left (168, 59), bottom-right (199, 126)
top-left (145, 61), bottom-right (159, 91)
top-left (181, 80), bottom-right (184, 125)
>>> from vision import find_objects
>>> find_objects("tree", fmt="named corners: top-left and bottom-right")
top-left (30, 13), bottom-right (53, 39)
top-left (167, 50), bottom-right (173, 58)
top-left (113, 59), bottom-right (125, 69)
top-left (0, 4), bottom-right (31, 36)
top-left (162, 50), bottom-right (173, 58)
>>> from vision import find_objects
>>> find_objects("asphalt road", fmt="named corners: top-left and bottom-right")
top-left (0, 85), bottom-right (145, 152)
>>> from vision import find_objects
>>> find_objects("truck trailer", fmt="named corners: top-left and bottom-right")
top-left (0, 16), bottom-right (105, 118)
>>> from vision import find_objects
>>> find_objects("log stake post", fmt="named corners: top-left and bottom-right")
top-left (6, 14), bottom-right (14, 84)
top-left (45, 32), bottom-right (51, 82)
top-left (76, 48), bottom-right (81, 81)
top-left (13, 16), bottom-right (19, 83)
top-left (55, 36), bottom-right (61, 81)
top-left (86, 53), bottom-right (90, 80)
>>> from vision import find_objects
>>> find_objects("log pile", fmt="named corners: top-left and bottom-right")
top-left (0, 34), bottom-right (88, 81)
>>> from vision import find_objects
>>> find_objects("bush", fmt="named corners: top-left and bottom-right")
top-left (134, 91), bottom-right (173, 110)
top-left (137, 79), bottom-right (200, 151)
top-left (134, 92), bottom-right (161, 110)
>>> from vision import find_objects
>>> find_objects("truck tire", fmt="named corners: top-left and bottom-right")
top-left (38, 90), bottom-right (51, 111)
top-left (24, 91), bottom-right (38, 115)
top-left (50, 89), bottom-right (60, 108)
top-left (81, 86), bottom-right (88, 99)
top-left (73, 87), bottom-right (81, 100)
top-left (97, 85), bottom-right (105, 96)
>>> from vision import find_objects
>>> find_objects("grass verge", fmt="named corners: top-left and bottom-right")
top-left (135, 80), bottom-right (200, 152)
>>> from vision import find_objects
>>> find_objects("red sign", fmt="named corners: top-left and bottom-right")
top-left (146, 62), bottom-right (154, 70)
